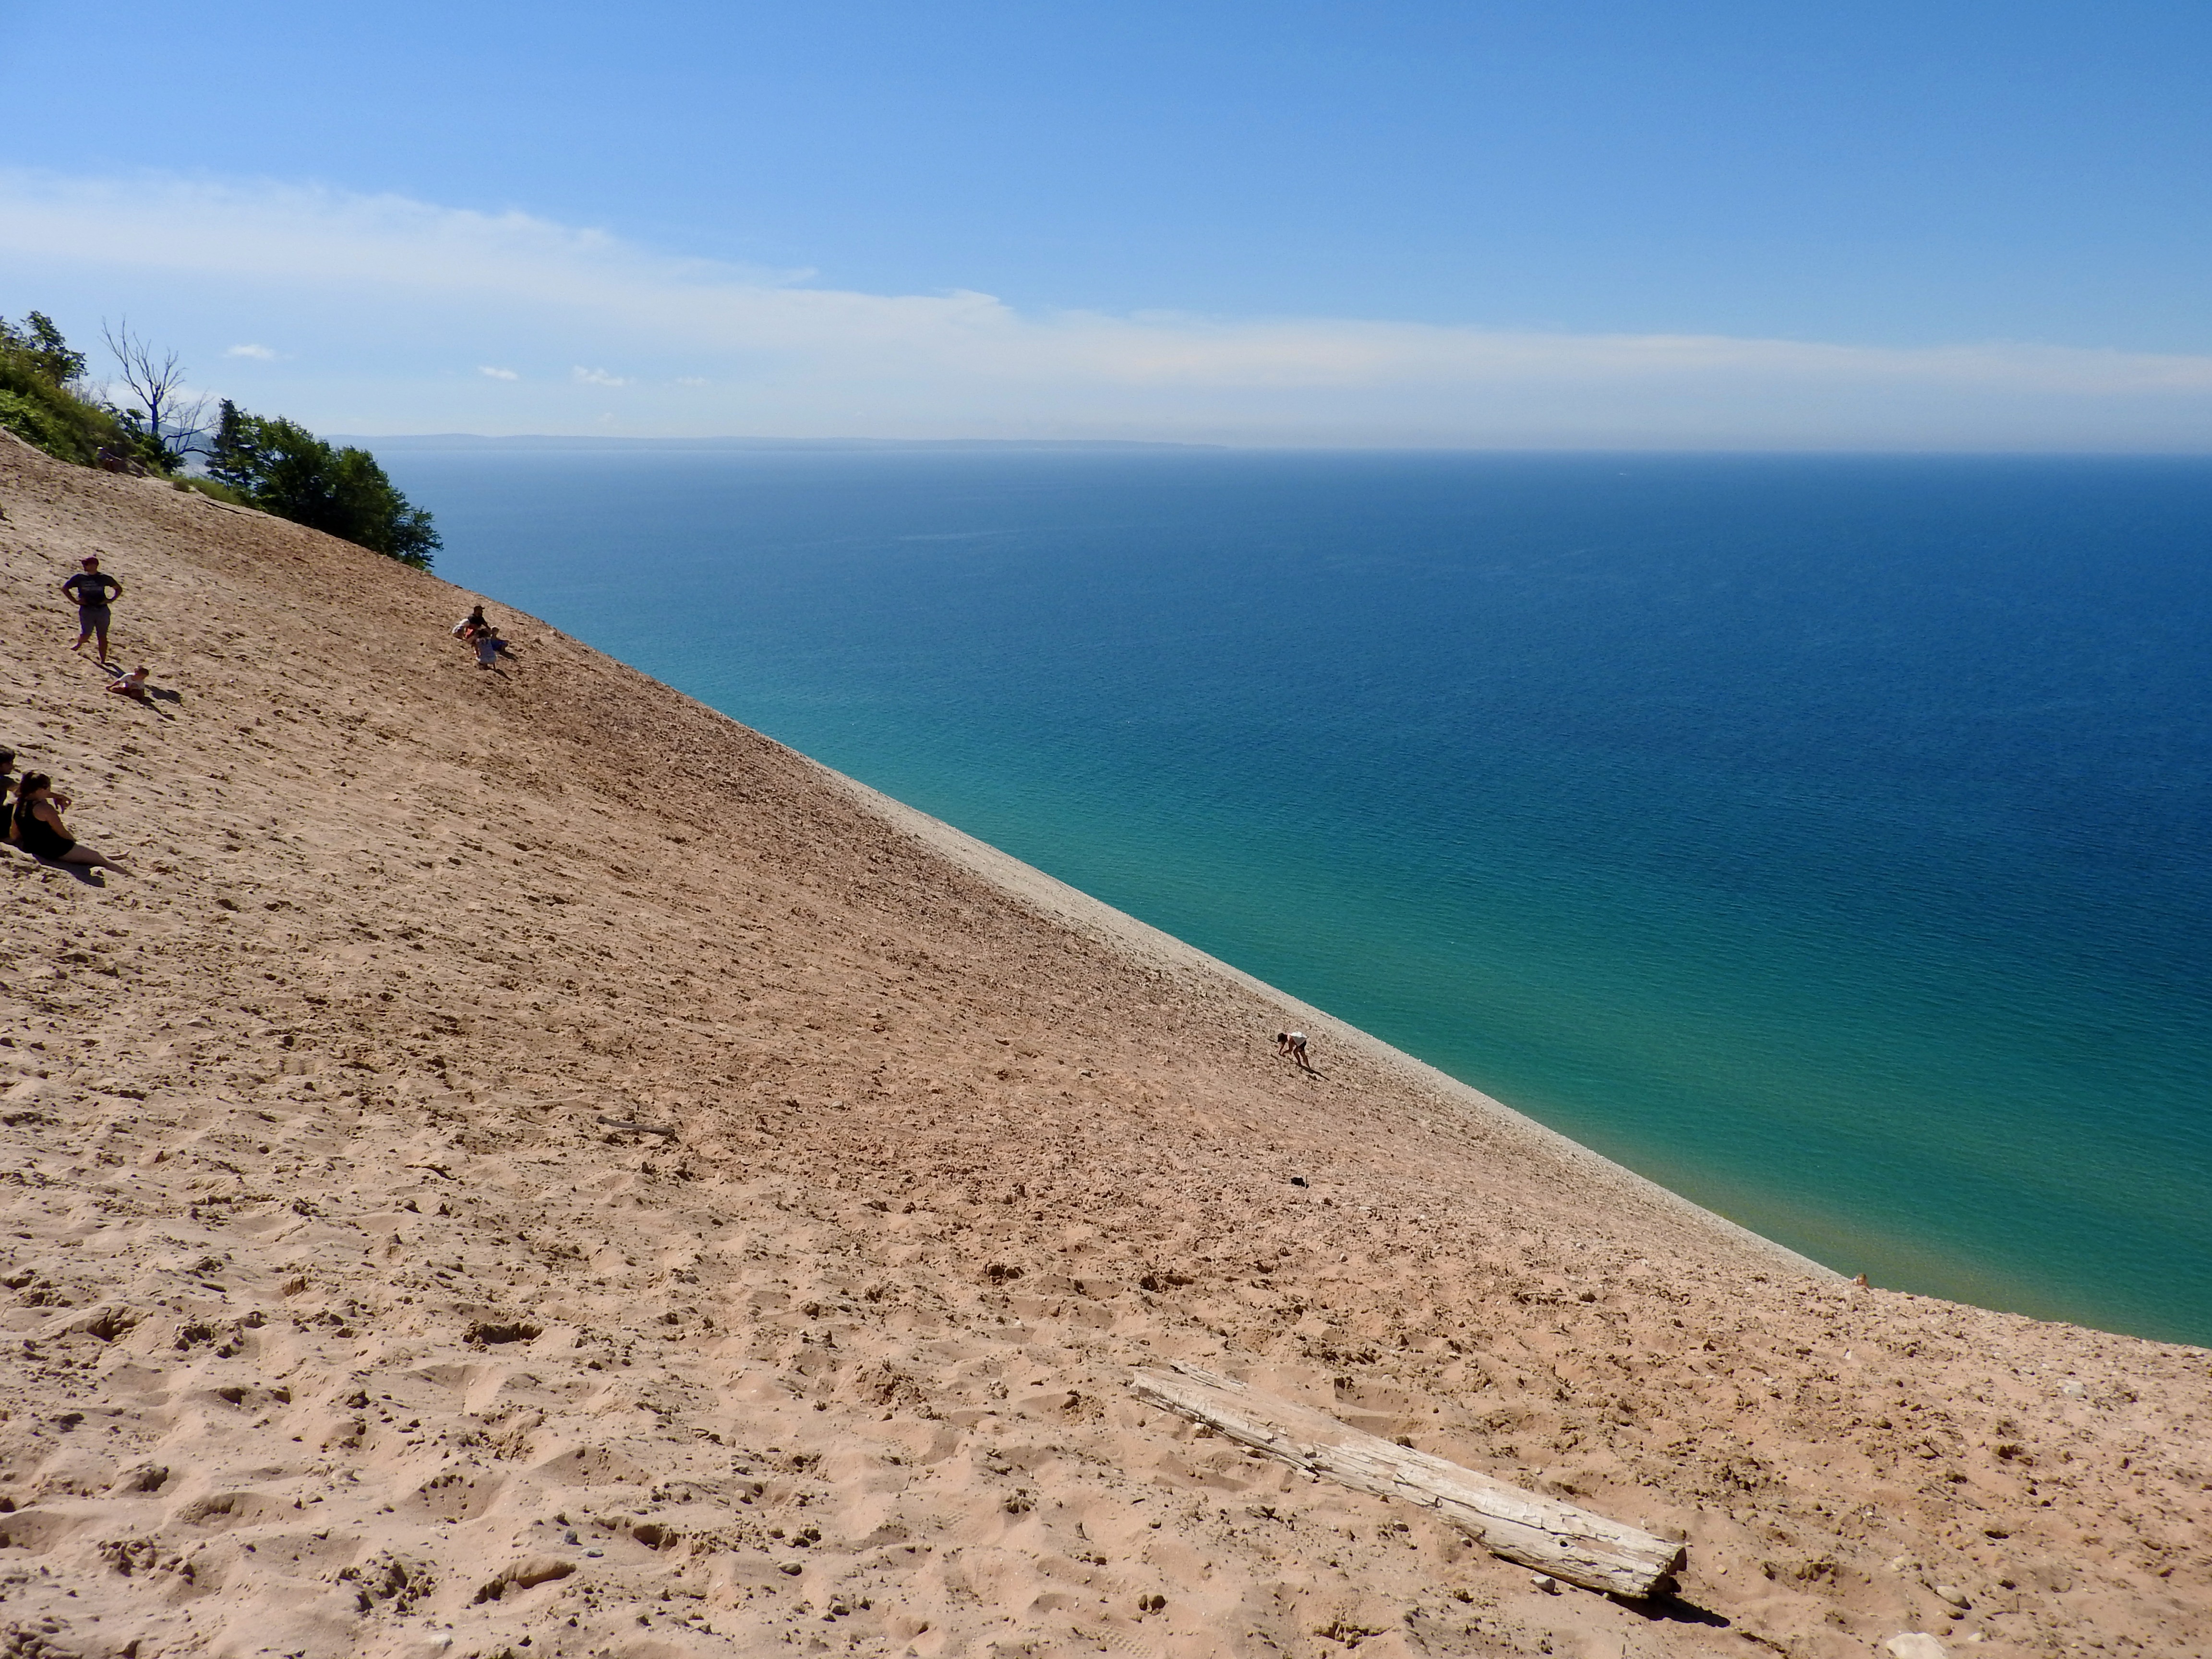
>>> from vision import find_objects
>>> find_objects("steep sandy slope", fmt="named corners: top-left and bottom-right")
top-left (1, 433), bottom-right (2207, 1659)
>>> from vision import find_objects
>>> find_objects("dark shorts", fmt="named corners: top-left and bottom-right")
top-left (17, 819), bottom-right (73, 861)
top-left (77, 603), bottom-right (111, 630)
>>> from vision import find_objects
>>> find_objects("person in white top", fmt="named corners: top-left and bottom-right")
top-left (1275, 1030), bottom-right (1314, 1072)
top-left (105, 665), bottom-right (152, 702)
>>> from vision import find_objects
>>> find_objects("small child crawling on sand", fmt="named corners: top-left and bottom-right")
top-left (104, 665), bottom-right (153, 702)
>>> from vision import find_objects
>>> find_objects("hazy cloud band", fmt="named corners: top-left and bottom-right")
top-left (5, 171), bottom-right (2209, 445)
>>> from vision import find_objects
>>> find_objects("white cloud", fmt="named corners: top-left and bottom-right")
top-left (225, 342), bottom-right (277, 359)
top-left (3, 169), bottom-right (2208, 445)
top-left (675, 375), bottom-right (709, 387)
top-left (478, 365), bottom-right (519, 380)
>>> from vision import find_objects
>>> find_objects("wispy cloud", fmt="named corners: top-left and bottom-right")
top-left (4, 170), bottom-right (2208, 446)
top-left (225, 342), bottom-right (277, 359)
top-left (479, 365), bottom-right (519, 380)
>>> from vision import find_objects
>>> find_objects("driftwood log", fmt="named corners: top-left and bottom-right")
top-left (1128, 1361), bottom-right (1684, 1599)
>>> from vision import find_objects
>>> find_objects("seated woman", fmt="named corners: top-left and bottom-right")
top-left (11, 775), bottom-right (132, 874)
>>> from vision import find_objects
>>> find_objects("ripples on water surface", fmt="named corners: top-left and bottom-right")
top-left (381, 446), bottom-right (2212, 1345)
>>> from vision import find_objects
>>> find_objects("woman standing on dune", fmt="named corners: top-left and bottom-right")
top-left (11, 774), bottom-right (132, 874)
top-left (62, 555), bottom-right (123, 664)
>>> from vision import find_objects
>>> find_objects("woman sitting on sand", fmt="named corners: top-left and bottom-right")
top-left (453, 605), bottom-right (489, 642)
top-left (11, 775), bottom-right (132, 874)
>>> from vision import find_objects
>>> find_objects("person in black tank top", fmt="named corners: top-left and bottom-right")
top-left (11, 775), bottom-right (132, 874)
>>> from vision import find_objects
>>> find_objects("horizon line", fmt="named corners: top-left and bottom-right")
top-left (337, 432), bottom-right (2212, 457)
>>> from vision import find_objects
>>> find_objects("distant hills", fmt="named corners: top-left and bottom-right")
top-left (331, 433), bottom-right (1222, 452)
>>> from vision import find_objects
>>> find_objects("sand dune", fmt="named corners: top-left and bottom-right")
top-left (2, 430), bottom-right (2207, 1659)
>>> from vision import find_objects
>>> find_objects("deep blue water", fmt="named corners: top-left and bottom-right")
top-left (379, 445), bottom-right (2212, 1346)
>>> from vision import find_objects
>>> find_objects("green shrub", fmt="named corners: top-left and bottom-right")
top-left (171, 474), bottom-right (250, 505)
top-left (1, 312), bottom-right (180, 471)
top-left (0, 385), bottom-right (90, 461)
top-left (0, 347), bottom-right (128, 466)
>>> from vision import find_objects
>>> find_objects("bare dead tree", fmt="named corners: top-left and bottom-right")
top-left (101, 318), bottom-right (209, 466)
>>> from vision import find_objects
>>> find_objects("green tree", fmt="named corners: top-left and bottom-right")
top-left (204, 401), bottom-right (439, 570)
top-left (205, 397), bottom-right (263, 491)
top-left (0, 312), bottom-right (88, 385)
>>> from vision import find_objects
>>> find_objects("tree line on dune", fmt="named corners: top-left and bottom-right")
top-left (0, 310), bottom-right (438, 571)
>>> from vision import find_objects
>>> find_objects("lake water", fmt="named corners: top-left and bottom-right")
top-left (378, 444), bottom-right (2212, 1346)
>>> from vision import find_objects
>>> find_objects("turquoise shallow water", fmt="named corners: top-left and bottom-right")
top-left (379, 445), bottom-right (2212, 1346)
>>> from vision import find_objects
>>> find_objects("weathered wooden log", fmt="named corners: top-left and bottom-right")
top-left (1128, 1360), bottom-right (1684, 1599)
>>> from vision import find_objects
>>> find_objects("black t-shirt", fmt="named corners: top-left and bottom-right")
top-left (64, 572), bottom-right (120, 607)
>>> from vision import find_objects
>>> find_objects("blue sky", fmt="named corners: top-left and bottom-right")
top-left (4, 0), bottom-right (2210, 445)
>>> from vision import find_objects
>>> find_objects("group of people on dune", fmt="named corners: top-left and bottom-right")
top-left (3, 553), bottom-right (152, 878)
top-left (21, 554), bottom-right (1341, 1091)
top-left (9, 561), bottom-right (523, 883)
top-left (453, 604), bottom-right (515, 671)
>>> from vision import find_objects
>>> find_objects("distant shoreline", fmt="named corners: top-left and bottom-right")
top-left (334, 433), bottom-right (1226, 452)
top-left (345, 436), bottom-right (2212, 457)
